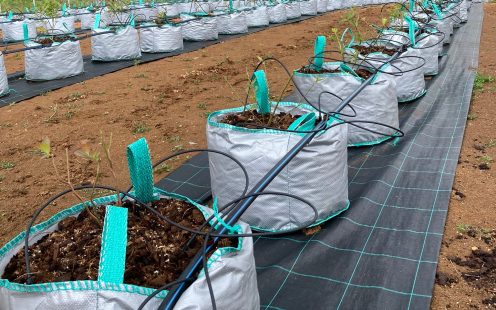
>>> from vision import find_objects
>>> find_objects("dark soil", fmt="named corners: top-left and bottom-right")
top-left (297, 66), bottom-right (373, 80)
top-left (297, 66), bottom-right (341, 74)
top-left (354, 45), bottom-right (396, 56)
top-left (355, 68), bottom-right (374, 79)
top-left (220, 110), bottom-right (303, 130)
top-left (435, 271), bottom-right (458, 286)
top-left (449, 247), bottom-right (496, 292)
top-left (1, 198), bottom-right (237, 288)
top-left (35, 35), bottom-right (73, 45)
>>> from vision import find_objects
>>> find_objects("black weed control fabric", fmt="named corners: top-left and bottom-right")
top-left (154, 3), bottom-right (484, 309)
top-left (0, 13), bottom-right (325, 108)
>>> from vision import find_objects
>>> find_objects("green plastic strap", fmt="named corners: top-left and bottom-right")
top-left (130, 13), bottom-right (135, 27)
top-left (127, 138), bottom-right (154, 204)
top-left (62, 3), bottom-right (67, 15)
top-left (253, 70), bottom-right (271, 115)
top-left (405, 15), bottom-right (416, 45)
top-left (313, 35), bottom-right (326, 71)
top-left (94, 13), bottom-right (101, 29)
top-left (7, 11), bottom-right (13, 21)
top-left (23, 23), bottom-right (29, 43)
top-left (212, 198), bottom-right (237, 233)
top-left (288, 112), bottom-right (316, 132)
top-left (341, 28), bottom-right (355, 48)
top-left (340, 63), bottom-right (360, 78)
top-left (430, 2), bottom-right (443, 18)
top-left (139, 0), bottom-right (143, 5)
top-left (98, 206), bottom-right (128, 284)
top-left (409, 0), bottom-right (414, 12)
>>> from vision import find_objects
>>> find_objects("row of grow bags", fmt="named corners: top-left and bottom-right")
top-left (0, 0), bottom-right (470, 308)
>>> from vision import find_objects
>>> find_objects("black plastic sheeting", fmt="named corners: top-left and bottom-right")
top-left (154, 3), bottom-right (484, 309)
top-left (0, 12), bottom-right (330, 108)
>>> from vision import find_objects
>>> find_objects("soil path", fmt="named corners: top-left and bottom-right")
top-left (431, 3), bottom-right (496, 309)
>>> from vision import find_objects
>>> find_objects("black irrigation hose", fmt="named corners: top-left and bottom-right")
top-left (136, 278), bottom-right (195, 310)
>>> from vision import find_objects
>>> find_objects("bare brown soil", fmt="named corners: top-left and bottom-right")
top-left (431, 3), bottom-right (496, 309)
top-left (2, 197), bottom-right (235, 288)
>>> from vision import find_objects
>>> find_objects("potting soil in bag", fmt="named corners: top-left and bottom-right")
top-left (246, 6), bottom-right (270, 27)
top-left (0, 54), bottom-right (9, 97)
top-left (317, 0), bottom-right (328, 12)
top-left (92, 26), bottom-right (141, 61)
top-left (0, 138), bottom-right (260, 310)
top-left (25, 40), bottom-right (84, 81)
top-left (208, 70), bottom-right (349, 231)
top-left (267, 3), bottom-right (287, 23)
top-left (214, 11), bottom-right (248, 34)
top-left (181, 15), bottom-right (219, 41)
top-left (285, 2), bottom-right (302, 19)
top-left (140, 24), bottom-right (183, 53)
top-left (299, 0), bottom-right (317, 15)
top-left (2, 20), bottom-right (36, 42)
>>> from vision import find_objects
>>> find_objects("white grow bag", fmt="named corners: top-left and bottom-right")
top-left (92, 26), bottom-right (141, 61)
top-left (285, 2), bottom-right (302, 19)
top-left (140, 24), bottom-right (183, 53)
top-left (347, 42), bottom-right (426, 102)
top-left (157, 3), bottom-right (180, 17)
top-left (25, 40), bottom-right (84, 81)
top-left (293, 62), bottom-right (399, 146)
top-left (267, 3), bottom-right (287, 23)
top-left (214, 11), bottom-right (248, 34)
top-left (416, 30), bottom-right (441, 76)
top-left (0, 54), bottom-right (9, 97)
top-left (246, 6), bottom-right (270, 27)
top-left (300, 0), bottom-right (318, 15)
top-left (2, 20), bottom-right (37, 42)
top-left (0, 189), bottom-right (260, 310)
top-left (327, 0), bottom-right (338, 11)
top-left (80, 12), bottom-right (97, 29)
top-left (207, 102), bottom-right (349, 231)
top-left (317, 0), bottom-right (328, 12)
top-left (459, 0), bottom-right (468, 22)
top-left (180, 15), bottom-right (218, 41)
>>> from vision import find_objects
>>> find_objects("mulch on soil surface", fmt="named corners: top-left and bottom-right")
top-left (2, 198), bottom-right (236, 288)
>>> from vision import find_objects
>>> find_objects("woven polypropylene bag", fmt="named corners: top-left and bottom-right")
top-left (207, 102), bottom-right (349, 231)
top-left (346, 43), bottom-right (426, 102)
top-left (246, 6), bottom-right (270, 27)
top-left (416, 31), bottom-right (440, 76)
top-left (92, 26), bottom-right (141, 61)
top-left (293, 62), bottom-right (399, 146)
top-left (317, 0), bottom-right (328, 12)
top-left (0, 54), bottom-right (9, 97)
top-left (42, 16), bottom-right (76, 34)
top-left (2, 20), bottom-right (37, 42)
top-left (80, 12), bottom-right (96, 29)
top-left (214, 12), bottom-right (248, 35)
top-left (267, 3), bottom-right (287, 23)
top-left (285, 2), bottom-right (302, 19)
top-left (157, 3), bottom-right (179, 17)
top-left (181, 15), bottom-right (219, 41)
top-left (300, 0), bottom-right (317, 15)
top-left (0, 191), bottom-right (260, 310)
top-left (140, 25), bottom-right (183, 53)
top-left (25, 40), bottom-right (84, 81)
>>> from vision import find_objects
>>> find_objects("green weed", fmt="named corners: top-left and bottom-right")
top-left (474, 72), bottom-right (495, 91)
top-left (131, 122), bottom-right (151, 134)
top-left (0, 161), bottom-right (15, 170)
